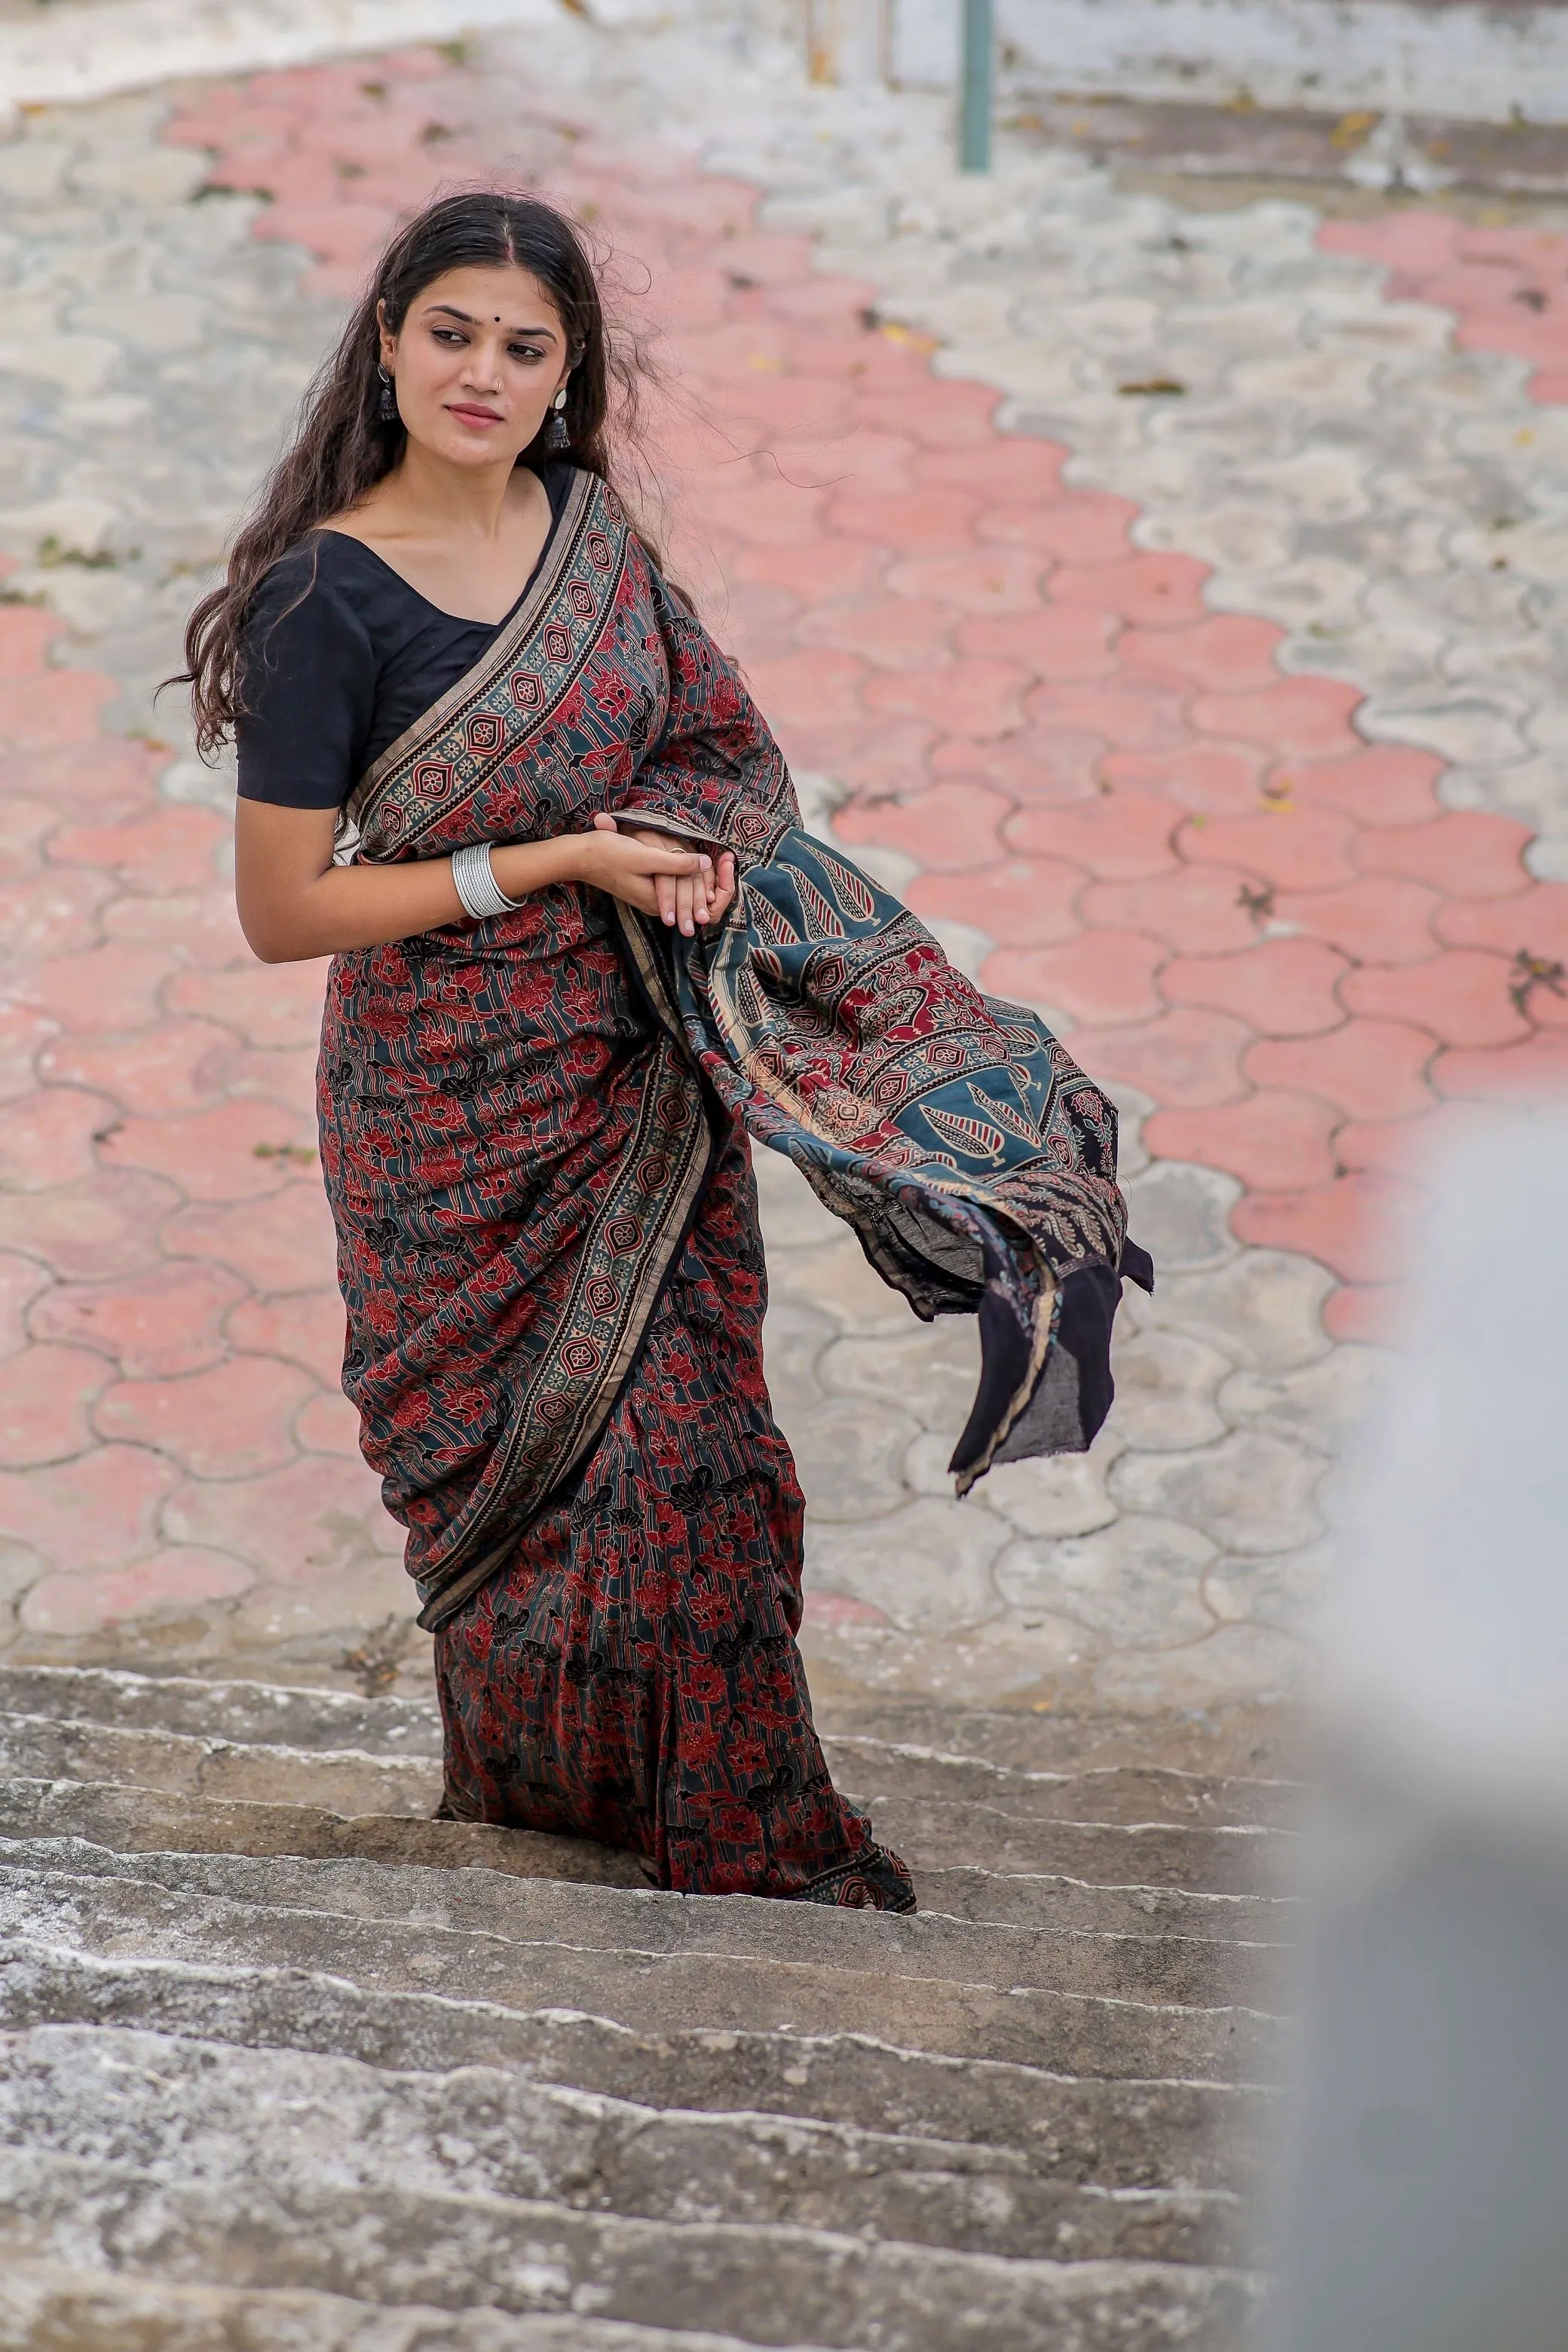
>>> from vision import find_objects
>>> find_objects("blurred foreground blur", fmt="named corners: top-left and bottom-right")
top-left (1274, 1117), bottom-right (1568, 2350)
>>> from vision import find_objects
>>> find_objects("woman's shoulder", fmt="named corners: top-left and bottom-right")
top-left (243, 531), bottom-right (384, 648)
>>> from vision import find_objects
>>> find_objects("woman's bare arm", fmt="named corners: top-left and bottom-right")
top-left (234, 800), bottom-right (722, 964)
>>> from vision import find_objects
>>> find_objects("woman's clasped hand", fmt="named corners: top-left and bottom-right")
top-left (553, 810), bottom-right (737, 936)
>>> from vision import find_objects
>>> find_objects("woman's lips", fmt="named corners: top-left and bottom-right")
top-left (448, 404), bottom-right (504, 425)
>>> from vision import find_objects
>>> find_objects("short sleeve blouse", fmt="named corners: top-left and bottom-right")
top-left (235, 462), bottom-right (574, 810)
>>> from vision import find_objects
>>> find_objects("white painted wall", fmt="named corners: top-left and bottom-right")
top-left (888, 0), bottom-right (1568, 124)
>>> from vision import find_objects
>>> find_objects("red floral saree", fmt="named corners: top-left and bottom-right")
top-left (320, 467), bottom-right (1148, 1903)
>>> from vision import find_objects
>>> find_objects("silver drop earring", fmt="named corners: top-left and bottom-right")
top-left (377, 364), bottom-right (397, 424)
top-left (545, 387), bottom-right (571, 453)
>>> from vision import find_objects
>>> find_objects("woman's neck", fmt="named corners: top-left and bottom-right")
top-left (372, 440), bottom-right (527, 544)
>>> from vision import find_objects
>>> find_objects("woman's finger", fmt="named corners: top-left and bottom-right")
top-left (657, 871), bottom-right (676, 926)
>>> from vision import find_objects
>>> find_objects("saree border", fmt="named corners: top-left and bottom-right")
top-left (346, 465), bottom-right (609, 852)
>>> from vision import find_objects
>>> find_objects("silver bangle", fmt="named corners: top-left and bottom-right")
top-left (450, 841), bottom-right (520, 922)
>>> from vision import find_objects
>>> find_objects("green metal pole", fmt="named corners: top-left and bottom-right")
top-left (960, 0), bottom-right (993, 171)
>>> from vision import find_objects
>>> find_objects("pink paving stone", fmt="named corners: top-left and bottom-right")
top-left (1190, 675), bottom-right (1363, 755)
top-left (0, 869), bottom-right (112, 961)
top-left (824, 488), bottom-right (980, 555)
top-left (741, 648), bottom-right (867, 732)
top-left (847, 376), bottom-right (1000, 449)
top-left (1080, 864), bottom-right (1263, 955)
top-left (1317, 211), bottom-right (1461, 273)
top-left (957, 606), bottom-right (1119, 680)
top-left (929, 729), bottom-right (1104, 804)
top-left (0, 667), bottom-right (116, 749)
top-left (14, 942), bottom-right (174, 1034)
top-left (1159, 936), bottom-right (1351, 1037)
top-left (905, 856), bottom-right (1086, 948)
top-left (0, 1342), bottom-right (106, 1468)
top-left (222, 1043), bottom-right (320, 1123)
top-left (167, 960), bottom-right (326, 1049)
top-left (48, 803), bottom-right (227, 893)
top-left (229, 1290), bottom-right (347, 1390)
top-left (105, 886), bottom-right (250, 969)
top-left (163, 1451), bottom-right (399, 1584)
top-left (795, 597), bottom-right (954, 670)
top-left (0, 1171), bottom-right (177, 1283)
top-left (1340, 951), bottom-right (1530, 1049)
top-left (733, 538), bottom-right (885, 601)
top-left (20, 1548), bottom-right (256, 1637)
top-left (250, 200), bottom-right (395, 264)
top-left (834, 782), bottom-right (1012, 871)
top-left (0, 1088), bottom-right (119, 1191)
top-left (1430, 1029), bottom-right (1568, 1104)
top-left (40, 1019), bottom-right (240, 1116)
top-left (1435, 883), bottom-right (1568, 962)
top-left (1067, 1005), bottom-right (1252, 1107)
top-left (0, 793), bottom-right (57, 880)
top-left (164, 1184), bottom-right (338, 1296)
top-left (864, 658), bottom-right (1029, 738)
top-left (1145, 1089), bottom-right (1341, 1191)
top-left (1027, 678), bottom-right (1191, 752)
top-left (94, 1352), bottom-right (316, 1478)
top-left (1277, 874), bottom-right (1445, 966)
top-left (0, 1441), bottom-right (175, 1573)
top-left (1179, 805), bottom-right (1358, 893)
top-left (1270, 743), bottom-right (1442, 828)
top-left (0, 1004), bottom-right (52, 1104)
top-left (0, 605), bottom-right (60, 674)
top-left (913, 439), bottom-right (1067, 501)
top-left (985, 492), bottom-right (1138, 564)
top-left (1233, 1170), bottom-right (1426, 1287)
top-left (1350, 810), bottom-right (1533, 899)
top-left (101, 1098), bottom-right (317, 1205)
top-left (883, 549), bottom-right (1052, 613)
top-left (1245, 1018), bottom-right (1436, 1122)
top-left (295, 1389), bottom-right (361, 1456)
top-left (1101, 744), bottom-right (1266, 817)
top-left (1116, 614), bottom-right (1286, 691)
top-left (1049, 551), bottom-right (1210, 626)
top-left (1008, 789), bottom-right (1180, 880)
top-left (769, 430), bottom-right (920, 496)
top-left (0, 1251), bottom-right (48, 1355)
top-left (32, 1260), bottom-right (250, 1380)
top-left (0, 739), bottom-right (160, 825)
top-left (981, 927), bottom-right (1166, 1027)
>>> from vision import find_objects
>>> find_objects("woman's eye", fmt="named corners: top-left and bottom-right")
top-left (509, 345), bottom-right (547, 364)
top-left (433, 329), bottom-right (467, 346)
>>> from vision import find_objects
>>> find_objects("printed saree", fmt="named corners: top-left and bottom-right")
top-left (320, 466), bottom-right (1149, 1899)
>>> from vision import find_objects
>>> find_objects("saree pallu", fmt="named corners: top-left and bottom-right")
top-left (320, 467), bottom-right (1149, 1900)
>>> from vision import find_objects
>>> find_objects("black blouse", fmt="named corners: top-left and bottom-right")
top-left (235, 463), bottom-right (574, 809)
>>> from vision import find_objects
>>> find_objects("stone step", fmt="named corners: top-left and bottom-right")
top-left (918, 1863), bottom-right (1291, 1945)
top-left (0, 1773), bottom-right (1290, 1943)
top-left (0, 1777), bottom-right (651, 1889)
top-left (0, 1705), bottom-right (1294, 1891)
top-left (0, 1939), bottom-right (1273, 2192)
top-left (0, 2145), bottom-right (1262, 2349)
top-left (0, 1662), bottom-right (445, 1757)
top-left (0, 1708), bottom-right (442, 1818)
top-left (0, 2020), bottom-right (1251, 2266)
top-left (813, 1700), bottom-right (1299, 1787)
top-left (0, 1833), bottom-right (1288, 2012)
top-left (823, 1738), bottom-right (1298, 1830)
top-left (0, 1668), bottom-right (1297, 1830)
top-left (0, 1860), bottom-right (1279, 2081)
top-left (0, 2259), bottom-right (828, 2352)
top-left (846, 1794), bottom-right (1291, 1894)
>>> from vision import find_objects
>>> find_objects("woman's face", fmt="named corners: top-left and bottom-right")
top-left (380, 264), bottom-right (572, 471)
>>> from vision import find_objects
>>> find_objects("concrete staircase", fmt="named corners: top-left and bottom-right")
top-left (0, 1661), bottom-right (1293, 2348)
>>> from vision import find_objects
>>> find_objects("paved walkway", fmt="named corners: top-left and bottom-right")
top-left (0, 18), bottom-right (1564, 1711)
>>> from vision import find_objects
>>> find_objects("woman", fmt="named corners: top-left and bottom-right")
top-left (183, 190), bottom-right (1148, 1913)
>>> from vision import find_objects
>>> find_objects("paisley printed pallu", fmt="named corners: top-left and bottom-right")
top-left (324, 466), bottom-right (1151, 1645)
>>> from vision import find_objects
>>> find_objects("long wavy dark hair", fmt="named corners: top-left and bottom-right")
top-left (179, 188), bottom-right (651, 758)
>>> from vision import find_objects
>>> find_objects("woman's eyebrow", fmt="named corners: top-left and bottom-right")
top-left (422, 302), bottom-right (560, 340)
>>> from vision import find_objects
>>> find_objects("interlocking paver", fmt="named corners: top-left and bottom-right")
top-left (0, 19), bottom-right (1563, 1712)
